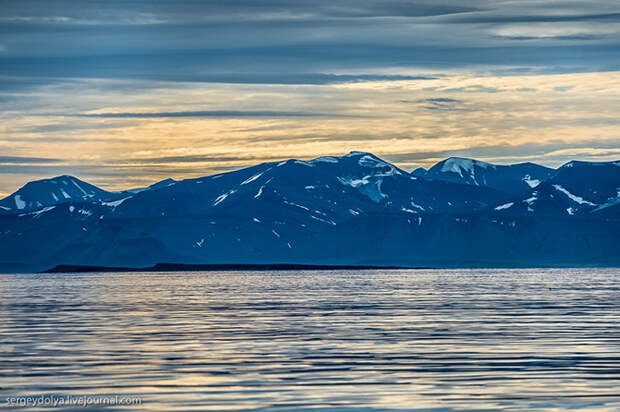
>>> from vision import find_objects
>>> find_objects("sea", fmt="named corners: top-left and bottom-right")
top-left (1, 268), bottom-right (618, 411)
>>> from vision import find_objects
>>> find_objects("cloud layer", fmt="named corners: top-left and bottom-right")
top-left (0, 1), bottom-right (619, 195)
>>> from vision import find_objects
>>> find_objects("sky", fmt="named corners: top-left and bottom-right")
top-left (1, 0), bottom-right (619, 196)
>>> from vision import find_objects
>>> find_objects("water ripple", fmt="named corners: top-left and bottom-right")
top-left (0, 268), bottom-right (619, 411)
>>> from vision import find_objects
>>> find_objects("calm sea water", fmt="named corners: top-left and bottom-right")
top-left (0, 269), bottom-right (619, 411)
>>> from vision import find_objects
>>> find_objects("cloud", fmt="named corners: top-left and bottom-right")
top-left (70, 110), bottom-right (346, 118)
top-left (446, 11), bottom-right (620, 24)
top-left (16, 121), bottom-right (135, 133)
top-left (384, 140), bottom-right (620, 168)
top-left (400, 97), bottom-right (470, 112)
top-left (441, 85), bottom-right (500, 93)
top-left (0, 1), bottom-right (619, 193)
top-left (0, 0), bottom-right (618, 93)
top-left (0, 156), bottom-right (60, 164)
top-left (421, 98), bottom-right (461, 103)
top-left (118, 155), bottom-right (271, 164)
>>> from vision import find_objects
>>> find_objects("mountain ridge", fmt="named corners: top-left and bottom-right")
top-left (3, 153), bottom-right (614, 208)
top-left (1, 152), bottom-right (618, 272)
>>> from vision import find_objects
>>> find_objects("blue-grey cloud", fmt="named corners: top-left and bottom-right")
top-left (441, 85), bottom-right (500, 93)
top-left (0, 63), bottom-right (436, 87)
top-left (16, 121), bottom-right (136, 133)
top-left (445, 12), bottom-right (620, 24)
top-left (2, 44), bottom-right (617, 90)
top-left (421, 98), bottom-right (461, 103)
top-left (0, 0), bottom-right (618, 93)
top-left (0, 156), bottom-right (60, 164)
top-left (401, 97), bottom-right (470, 112)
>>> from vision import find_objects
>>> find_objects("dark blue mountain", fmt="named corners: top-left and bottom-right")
top-left (0, 175), bottom-right (124, 213)
top-left (416, 157), bottom-right (555, 195)
top-left (0, 153), bottom-right (618, 272)
top-left (126, 178), bottom-right (178, 194)
top-left (112, 152), bottom-right (510, 221)
top-left (0, 175), bottom-right (181, 214)
top-left (492, 160), bottom-right (620, 217)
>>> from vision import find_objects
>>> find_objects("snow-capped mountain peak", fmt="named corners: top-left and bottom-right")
top-left (418, 157), bottom-right (555, 195)
top-left (0, 175), bottom-right (123, 212)
top-left (439, 157), bottom-right (495, 176)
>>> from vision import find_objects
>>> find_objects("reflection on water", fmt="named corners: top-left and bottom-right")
top-left (0, 268), bottom-right (619, 411)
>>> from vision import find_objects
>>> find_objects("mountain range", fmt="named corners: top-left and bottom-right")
top-left (1, 152), bottom-right (618, 272)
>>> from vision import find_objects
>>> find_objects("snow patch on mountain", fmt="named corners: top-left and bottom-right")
top-left (102, 197), bottom-right (132, 207)
top-left (14, 195), bottom-right (25, 209)
top-left (214, 190), bottom-right (237, 206)
top-left (283, 200), bottom-right (310, 211)
top-left (71, 179), bottom-right (89, 196)
top-left (310, 156), bottom-right (338, 164)
top-left (241, 172), bottom-right (264, 185)
top-left (553, 185), bottom-right (596, 206)
top-left (338, 176), bottom-right (368, 187)
top-left (409, 199), bottom-right (425, 211)
top-left (522, 175), bottom-right (540, 188)
top-left (310, 215), bottom-right (336, 225)
top-left (523, 196), bottom-right (537, 212)
top-left (20, 205), bottom-right (56, 218)
top-left (337, 176), bottom-right (386, 202)
top-left (495, 202), bottom-right (514, 210)
top-left (254, 186), bottom-right (264, 199)
top-left (358, 155), bottom-right (402, 176)
top-left (359, 155), bottom-right (385, 168)
top-left (345, 151), bottom-right (366, 158)
top-left (441, 157), bottom-right (495, 177)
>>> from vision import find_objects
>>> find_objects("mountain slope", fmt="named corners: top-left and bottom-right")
top-left (493, 160), bottom-right (620, 217)
top-left (418, 157), bottom-right (555, 195)
top-left (0, 176), bottom-right (187, 214)
top-left (0, 175), bottom-right (124, 213)
top-left (110, 152), bottom-right (510, 222)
